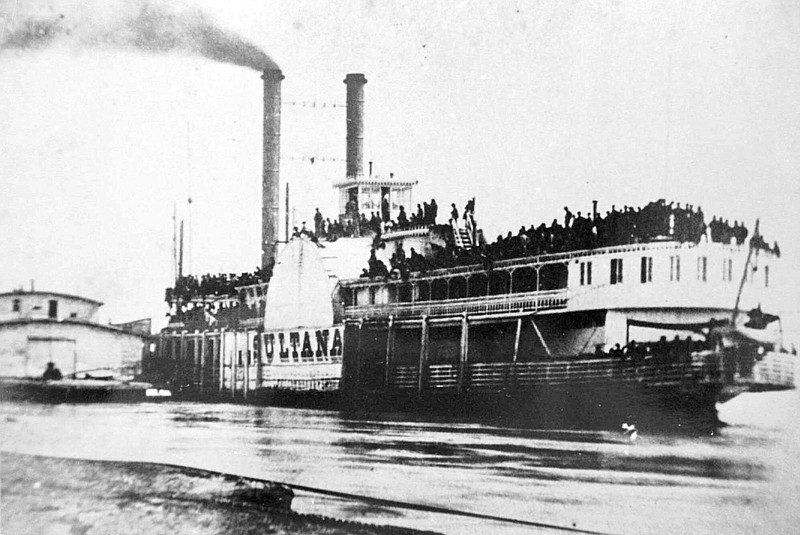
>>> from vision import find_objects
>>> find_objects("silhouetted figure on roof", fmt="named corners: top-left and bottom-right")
top-left (367, 248), bottom-right (389, 278)
top-left (397, 206), bottom-right (409, 227)
top-left (564, 206), bottom-right (574, 229)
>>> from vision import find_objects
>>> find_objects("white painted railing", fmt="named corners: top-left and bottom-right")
top-left (752, 352), bottom-right (795, 388)
top-left (388, 366), bottom-right (419, 389)
top-left (344, 289), bottom-right (568, 320)
top-left (387, 356), bottom-right (721, 391)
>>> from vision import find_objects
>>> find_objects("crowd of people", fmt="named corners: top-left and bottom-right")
top-left (359, 198), bottom-right (780, 280)
top-left (166, 268), bottom-right (270, 303)
top-left (596, 335), bottom-right (711, 366)
top-left (361, 241), bottom-right (489, 280)
top-left (483, 200), bottom-right (778, 262)
top-left (311, 210), bottom-right (375, 241)
top-left (309, 197), bottom-right (445, 242)
top-left (167, 300), bottom-right (263, 329)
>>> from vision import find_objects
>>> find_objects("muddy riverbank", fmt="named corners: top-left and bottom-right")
top-left (1, 452), bottom-right (440, 535)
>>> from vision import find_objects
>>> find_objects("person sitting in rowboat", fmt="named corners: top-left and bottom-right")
top-left (42, 362), bottom-right (63, 381)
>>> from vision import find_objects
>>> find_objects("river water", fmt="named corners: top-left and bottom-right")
top-left (2, 390), bottom-right (799, 535)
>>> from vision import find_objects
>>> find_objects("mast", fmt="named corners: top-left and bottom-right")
top-left (172, 203), bottom-right (178, 283)
top-left (178, 220), bottom-right (185, 280)
top-left (731, 219), bottom-right (759, 326)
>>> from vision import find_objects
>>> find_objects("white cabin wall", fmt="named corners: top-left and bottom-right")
top-left (0, 322), bottom-right (143, 377)
top-left (567, 242), bottom-right (779, 314)
top-left (0, 294), bottom-right (100, 323)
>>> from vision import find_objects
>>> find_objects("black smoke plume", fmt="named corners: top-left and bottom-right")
top-left (1, 1), bottom-right (277, 71)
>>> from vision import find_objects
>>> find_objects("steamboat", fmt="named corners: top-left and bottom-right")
top-left (151, 69), bottom-right (795, 427)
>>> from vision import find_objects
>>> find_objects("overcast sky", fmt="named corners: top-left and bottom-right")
top-left (1, 0), bottom-right (798, 327)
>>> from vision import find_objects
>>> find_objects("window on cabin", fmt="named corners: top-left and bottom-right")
top-left (640, 257), bottom-right (653, 283)
top-left (723, 258), bottom-right (733, 282)
top-left (670, 255), bottom-right (681, 281)
top-left (12, 298), bottom-right (20, 312)
top-left (697, 256), bottom-right (707, 282)
top-left (765, 265), bottom-right (769, 287)
top-left (610, 258), bottom-right (623, 285)
top-left (48, 299), bottom-right (58, 319)
top-left (580, 261), bottom-right (592, 286)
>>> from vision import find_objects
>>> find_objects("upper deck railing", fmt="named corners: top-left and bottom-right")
top-left (381, 225), bottom-right (430, 239)
top-left (343, 288), bottom-right (568, 320)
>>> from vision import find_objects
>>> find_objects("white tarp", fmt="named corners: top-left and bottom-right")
top-left (263, 236), bottom-right (334, 330)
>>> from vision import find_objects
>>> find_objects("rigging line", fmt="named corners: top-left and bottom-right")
top-left (732, 219), bottom-right (759, 326)
top-left (185, 122), bottom-right (193, 274)
top-left (7, 452), bottom-right (614, 535)
top-left (577, 325), bottom-right (600, 355)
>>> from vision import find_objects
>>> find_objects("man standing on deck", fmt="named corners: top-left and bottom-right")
top-left (314, 208), bottom-right (323, 236)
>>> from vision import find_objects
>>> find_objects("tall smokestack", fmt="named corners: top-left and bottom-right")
top-left (262, 69), bottom-right (284, 269)
top-left (344, 73), bottom-right (367, 179)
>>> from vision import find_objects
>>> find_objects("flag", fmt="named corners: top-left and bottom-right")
top-left (744, 306), bottom-right (779, 330)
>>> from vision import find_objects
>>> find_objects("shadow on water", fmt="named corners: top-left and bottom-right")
top-left (156, 403), bottom-right (769, 487)
top-left (333, 437), bottom-right (765, 481)
top-left (172, 413), bottom-right (222, 423)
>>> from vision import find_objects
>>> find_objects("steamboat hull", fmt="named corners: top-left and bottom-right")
top-left (344, 376), bottom-right (723, 430)
top-left (338, 317), bottom-right (795, 430)
top-left (0, 378), bottom-right (153, 404)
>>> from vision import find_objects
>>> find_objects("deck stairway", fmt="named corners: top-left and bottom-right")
top-left (453, 221), bottom-right (474, 250)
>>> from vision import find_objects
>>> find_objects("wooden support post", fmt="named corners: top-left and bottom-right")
top-left (354, 318), bottom-right (364, 390)
top-left (172, 334), bottom-right (179, 386)
top-left (508, 315), bottom-right (523, 391)
top-left (418, 315), bottom-right (429, 398)
top-left (384, 316), bottom-right (395, 389)
top-left (167, 333), bottom-right (175, 385)
top-left (179, 331), bottom-right (187, 391)
top-left (193, 330), bottom-right (200, 392)
top-left (530, 317), bottom-right (552, 357)
top-left (513, 316), bottom-right (522, 363)
top-left (457, 312), bottom-right (469, 393)
top-left (256, 328), bottom-right (264, 391)
top-left (218, 328), bottom-right (225, 395)
top-left (242, 330), bottom-right (250, 401)
top-left (231, 330), bottom-right (238, 400)
top-left (199, 331), bottom-right (207, 395)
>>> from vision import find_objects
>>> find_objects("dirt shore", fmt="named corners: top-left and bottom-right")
top-left (1, 452), bottom-right (441, 535)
